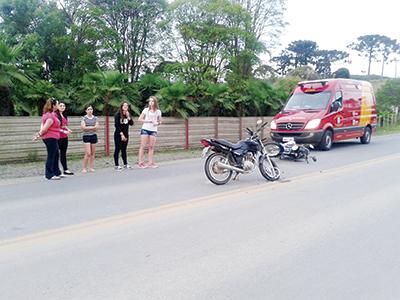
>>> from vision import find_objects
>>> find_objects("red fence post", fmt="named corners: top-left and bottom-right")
top-left (239, 116), bottom-right (243, 140)
top-left (105, 115), bottom-right (110, 156)
top-left (185, 118), bottom-right (189, 150)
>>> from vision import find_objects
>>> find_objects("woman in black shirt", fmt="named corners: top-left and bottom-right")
top-left (114, 102), bottom-right (134, 170)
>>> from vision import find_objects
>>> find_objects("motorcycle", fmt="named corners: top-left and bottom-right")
top-left (201, 120), bottom-right (281, 185)
top-left (264, 138), bottom-right (317, 163)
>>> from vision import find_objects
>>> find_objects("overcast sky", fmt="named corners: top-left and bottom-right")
top-left (274, 0), bottom-right (400, 77)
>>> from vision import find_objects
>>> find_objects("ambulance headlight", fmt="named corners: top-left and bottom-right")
top-left (270, 120), bottom-right (277, 130)
top-left (305, 119), bottom-right (321, 130)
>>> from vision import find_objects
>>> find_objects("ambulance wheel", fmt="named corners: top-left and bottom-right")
top-left (360, 127), bottom-right (371, 144)
top-left (318, 130), bottom-right (333, 151)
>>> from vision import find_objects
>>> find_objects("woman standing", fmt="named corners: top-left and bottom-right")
top-left (114, 102), bottom-right (134, 170)
top-left (81, 105), bottom-right (99, 173)
top-left (138, 96), bottom-right (162, 168)
top-left (57, 102), bottom-right (74, 175)
top-left (33, 98), bottom-right (62, 180)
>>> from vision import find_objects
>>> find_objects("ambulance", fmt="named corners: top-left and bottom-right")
top-left (270, 79), bottom-right (377, 150)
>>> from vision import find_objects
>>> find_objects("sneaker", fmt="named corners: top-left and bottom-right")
top-left (82, 169), bottom-right (87, 173)
top-left (115, 166), bottom-right (123, 171)
top-left (148, 163), bottom-right (158, 169)
top-left (59, 174), bottom-right (66, 178)
top-left (124, 164), bottom-right (132, 169)
top-left (50, 176), bottom-right (61, 180)
top-left (89, 168), bottom-right (95, 172)
top-left (64, 170), bottom-right (74, 175)
top-left (138, 163), bottom-right (147, 169)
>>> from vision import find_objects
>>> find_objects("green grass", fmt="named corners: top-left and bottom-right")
top-left (376, 125), bottom-right (400, 136)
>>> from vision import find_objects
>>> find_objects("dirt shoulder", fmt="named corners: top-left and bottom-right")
top-left (0, 149), bottom-right (202, 180)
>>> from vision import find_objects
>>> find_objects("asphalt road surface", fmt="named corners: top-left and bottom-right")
top-left (1, 134), bottom-right (400, 299)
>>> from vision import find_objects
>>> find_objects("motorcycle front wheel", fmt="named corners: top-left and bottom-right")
top-left (204, 153), bottom-right (233, 185)
top-left (259, 155), bottom-right (281, 181)
top-left (263, 142), bottom-right (282, 157)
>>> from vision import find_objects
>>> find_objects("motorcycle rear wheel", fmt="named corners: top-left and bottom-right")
top-left (259, 155), bottom-right (280, 181)
top-left (204, 153), bottom-right (233, 185)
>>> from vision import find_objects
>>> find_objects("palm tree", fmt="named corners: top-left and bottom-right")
top-left (198, 81), bottom-right (235, 116)
top-left (0, 42), bottom-right (35, 115)
top-left (158, 82), bottom-right (198, 118)
top-left (78, 70), bottom-right (140, 155)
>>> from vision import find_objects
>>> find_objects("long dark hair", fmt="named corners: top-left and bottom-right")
top-left (56, 102), bottom-right (68, 124)
top-left (119, 102), bottom-right (130, 117)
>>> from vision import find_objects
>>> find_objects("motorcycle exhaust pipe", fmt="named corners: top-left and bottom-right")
top-left (216, 161), bottom-right (246, 173)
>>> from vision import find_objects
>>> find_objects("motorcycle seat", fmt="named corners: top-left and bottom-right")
top-left (211, 139), bottom-right (242, 150)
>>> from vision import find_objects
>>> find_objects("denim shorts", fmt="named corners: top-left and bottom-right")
top-left (140, 129), bottom-right (157, 136)
top-left (82, 134), bottom-right (98, 144)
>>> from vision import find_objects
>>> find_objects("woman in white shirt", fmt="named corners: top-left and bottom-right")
top-left (137, 96), bottom-right (162, 168)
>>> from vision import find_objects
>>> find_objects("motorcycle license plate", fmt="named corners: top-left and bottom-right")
top-left (201, 147), bottom-right (211, 158)
top-left (282, 137), bottom-right (294, 142)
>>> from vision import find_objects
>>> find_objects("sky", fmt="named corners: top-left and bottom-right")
top-left (273, 0), bottom-right (400, 77)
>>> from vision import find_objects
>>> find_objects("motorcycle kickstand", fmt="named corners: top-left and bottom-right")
top-left (233, 171), bottom-right (240, 181)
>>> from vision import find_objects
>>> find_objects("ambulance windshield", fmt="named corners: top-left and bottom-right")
top-left (284, 91), bottom-right (331, 111)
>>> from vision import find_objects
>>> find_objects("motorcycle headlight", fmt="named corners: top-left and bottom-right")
top-left (305, 119), bottom-right (321, 130)
top-left (270, 120), bottom-right (277, 130)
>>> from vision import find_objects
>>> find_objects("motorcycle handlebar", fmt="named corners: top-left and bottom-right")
top-left (245, 121), bottom-right (268, 138)
top-left (258, 121), bottom-right (268, 130)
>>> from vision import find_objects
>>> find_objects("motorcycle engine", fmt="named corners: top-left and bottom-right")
top-left (242, 153), bottom-right (256, 172)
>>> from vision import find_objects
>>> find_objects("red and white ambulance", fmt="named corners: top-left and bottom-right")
top-left (270, 79), bottom-right (377, 150)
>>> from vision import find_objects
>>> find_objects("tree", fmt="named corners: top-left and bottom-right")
top-left (287, 40), bottom-right (318, 68)
top-left (0, 42), bottom-right (36, 115)
top-left (227, 0), bottom-right (286, 79)
top-left (78, 70), bottom-right (138, 115)
top-left (378, 38), bottom-right (398, 77)
top-left (244, 79), bottom-right (281, 115)
top-left (348, 34), bottom-right (397, 76)
top-left (56, 0), bottom-right (100, 84)
top-left (333, 68), bottom-right (350, 79)
top-left (167, 0), bottom-right (251, 84)
top-left (231, 0), bottom-right (286, 47)
top-left (272, 76), bottom-right (301, 107)
top-left (288, 66), bottom-right (319, 80)
top-left (376, 79), bottom-right (400, 114)
top-left (271, 50), bottom-right (292, 75)
top-left (197, 81), bottom-right (234, 116)
top-left (136, 73), bottom-right (169, 105)
top-left (272, 40), bottom-right (318, 75)
top-left (157, 82), bottom-right (198, 118)
top-left (90, 0), bottom-right (167, 82)
top-left (314, 50), bottom-right (348, 78)
top-left (0, 0), bottom-right (71, 77)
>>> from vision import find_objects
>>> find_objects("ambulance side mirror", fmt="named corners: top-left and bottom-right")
top-left (331, 101), bottom-right (341, 112)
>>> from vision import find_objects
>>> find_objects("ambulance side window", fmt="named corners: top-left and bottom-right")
top-left (331, 91), bottom-right (343, 112)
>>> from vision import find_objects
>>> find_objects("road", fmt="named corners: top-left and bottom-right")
top-left (1, 134), bottom-right (400, 299)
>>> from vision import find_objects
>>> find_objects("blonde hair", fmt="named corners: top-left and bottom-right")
top-left (148, 96), bottom-right (159, 110)
top-left (43, 98), bottom-right (58, 114)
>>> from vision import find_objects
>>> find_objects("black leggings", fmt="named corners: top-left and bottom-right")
top-left (43, 138), bottom-right (61, 179)
top-left (114, 133), bottom-right (129, 166)
top-left (58, 137), bottom-right (69, 171)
